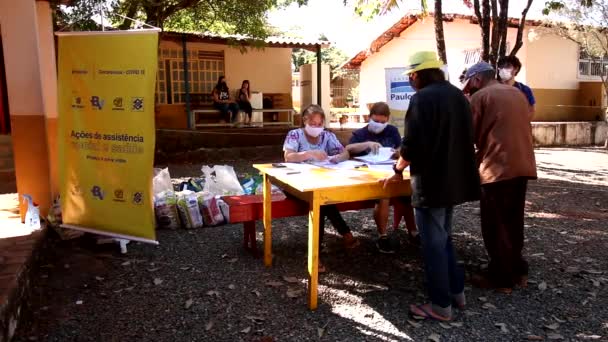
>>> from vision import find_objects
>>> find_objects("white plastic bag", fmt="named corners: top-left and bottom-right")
top-left (177, 190), bottom-right (204, 229)
top-left (197, 191), bottom-right (224, 226)
top-left (254, 184), bottom-right (287, 201)
top-left (153, 168), bottom-right (173, 195)
top-left (23, 194), bottom-right (40, 230)
top-left (202, 165), bottom-right (244, 196)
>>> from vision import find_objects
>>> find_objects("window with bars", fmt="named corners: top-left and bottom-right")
top-left (462, 44), bottom-right (512, 66)
top-left (578, 48), bottom-right (608, 78)
top-left (156, 48), bottom-right (225, 105)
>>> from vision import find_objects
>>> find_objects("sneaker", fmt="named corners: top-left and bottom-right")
top-left (376, 236), bottom-right (396, 254)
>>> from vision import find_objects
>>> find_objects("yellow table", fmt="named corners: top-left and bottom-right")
top-left (253, 163), bottom-right (411, 310)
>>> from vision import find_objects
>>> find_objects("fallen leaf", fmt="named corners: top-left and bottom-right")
top-left (482, 303), bottom-right (497, 310)
top-left (565, 266), bottom-right (580, 273)
top-left (95, 276), bottom-right (104, 281)
top-left (450, 322), bottom-right (464, 328)
top-left (221, 254), bottom-right (228, 258)
top-left (317, 327), bottom-right (325, 338)
top-left (227, 258), bottom-right (238, 263)
top-left (407, 320), bottom-right (422, 328)
top-left (592, 279), bottom-right (601, 287)
top-left (153, 278), bottom-right (163, 286)
top-left (576, 333), bottom-right (602, 340)
top-left (76, 300), bottom-right (83, 305)
top-left (478, 297), bottom-right (487, 302)
top-left (526, 335), bottom-right (544, 341)
top-left (184, 299), bottom-right (193, 309)
top-left (552, 316), bottom-right (566, 324)
top-left (428, 333), bottom-right (441, 342)
top-left (584, 269), bottom-right (603, 275)
top-left (282, 276), bottom-right (299, 283)
top-left (531, 253), bottom-right (545, 257)
top-left (180, 267), bottom-right (191, 271)
top-left (412, 315), bottom-right (426, 320)
top-left (439, 323), bottom-right (452, 330)
top-left (265, 281), bottom-right (284, 288)
top-left (495, 323), bottom-right (509, 333)
top-left (547, 333), bottom-right (564, 340)
top-left (464, 310), bottom-right (481, 316)
top-left (241, 327), bottom-right (251, 334)
top-left (286, 289), bottom-right (303, 298)
top-left (251, 290), bottom-right (261, 297)
top-left (228, 284), bottom-right (236, 290)
top-left (539, 282), bottom-right (548, 291)
top-left (147, 268), bottom-right (160, 272)
top-left (206, 290), bottom-right (219, 297)
top-left (544, 323), bottom-right (560, 330)
top-left (121, 261), bottom-right (131, 266)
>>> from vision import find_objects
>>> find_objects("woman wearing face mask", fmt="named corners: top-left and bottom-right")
top-left (346, 102), bottom-right (419, 253)
top-left (497, 56), bottom-right (536, 115)
top-left (283, 104), bottom-right (358, 272)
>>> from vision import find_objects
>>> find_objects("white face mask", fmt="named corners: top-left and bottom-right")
top-left (304, 124), bottom-right (324, 138)
top-left (499, 68), bottom-right (514, 81)
top-left (368, 119), bottom-right (388, 134)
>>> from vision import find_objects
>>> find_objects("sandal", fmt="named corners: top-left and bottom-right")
top-left (409, 304), bottom-right (452, 322)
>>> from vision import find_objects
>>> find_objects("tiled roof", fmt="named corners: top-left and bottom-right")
top-left (162, 31), bottom-right (330, 51)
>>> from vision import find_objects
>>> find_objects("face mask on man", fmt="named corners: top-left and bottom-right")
top-left (304, 124), bottom-right (324, 138)
top-left (499, 68), bottom-right (514, 81)
top-left (368, 119), bottom-right (388, 134)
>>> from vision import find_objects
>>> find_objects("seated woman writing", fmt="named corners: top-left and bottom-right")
top-left (283, 104), bottom-right (359, 272)
top-left (346, 102), bottom-right (419, 254)
top-left (212, 76), bottom-right (239, 124)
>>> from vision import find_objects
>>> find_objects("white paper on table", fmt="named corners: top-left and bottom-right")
top-left (318, 160), bottom-right (367, 170)
top-left (279, 163), bottom-right (321, 172)
top-left (354, 147), bottom-right (396, 164)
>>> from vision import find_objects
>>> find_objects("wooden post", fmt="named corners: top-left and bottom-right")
top-left (263, 173), bottom-right (273, 267)
top-left (182, 35), bottom-right (192, 129)
top-left (307, 192), bottom-right (320, 310)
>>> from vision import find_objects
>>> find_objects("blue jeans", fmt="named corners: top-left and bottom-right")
top-left (213, 102), bottom-right (239, 122)
top-left (415, 206), bottom-right (464, 309)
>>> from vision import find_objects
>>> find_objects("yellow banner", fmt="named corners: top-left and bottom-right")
top-left (57, 31), bottom-right (158, 243)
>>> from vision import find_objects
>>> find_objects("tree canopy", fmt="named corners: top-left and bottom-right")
top-left (53, 0), bottom-right (308, 39)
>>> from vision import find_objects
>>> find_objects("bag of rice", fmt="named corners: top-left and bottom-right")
top-left (197, 192), bottom-right (224, 226)
top-left (176, 190), bottom-right (204, 229)
top-left (154, 190), bottom-right (180, 230)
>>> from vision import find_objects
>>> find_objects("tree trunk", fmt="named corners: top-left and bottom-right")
top-left (118, 1), bottom-right (141, 30)
top-left (497, 0), bottom-right (509, 60)
top-left (510, 0), bottom-right (533, 57)
top-left (481, 0), bottom-right (491, 61)
top-left (434, 0), bottom-right (447, 64)
top-left (489, 0), bottom-right (500, 66)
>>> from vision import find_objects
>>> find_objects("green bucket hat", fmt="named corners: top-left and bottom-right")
top-left (403, 51), bottom-right (444, 75)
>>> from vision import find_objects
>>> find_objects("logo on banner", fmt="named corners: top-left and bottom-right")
top-left (113, 189), bottom-right (126, 202)
top-left (91, 96), bottom-right (105, 110)
top-left (132, 192), bottom-right (144, 205)
top-left (390, 80), bottom-right (415, 101)
top-left (131, 97), bottom-right (144, 111)
top-left (91, 186), bottom-right (105, 200)
top-left (72, 96), bottom-right (85, 109)
top-left (112, 97), bottom-right (124, 111)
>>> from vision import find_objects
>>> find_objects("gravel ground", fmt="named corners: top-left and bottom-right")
top-left (15, 148), bottom-right (608, 342)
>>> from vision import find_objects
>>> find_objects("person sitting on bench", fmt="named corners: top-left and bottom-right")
top-left (346, 102), bottom-right (419, 254)
top-left (238, 80), bottom-right (253, 125)
top-left (283, 104), bottom-right (359, 272)
top-left (212, 75), bottom-right (239, 124)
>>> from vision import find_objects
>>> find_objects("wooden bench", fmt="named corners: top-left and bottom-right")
top-left (221, 194), bottom-right (414, 257)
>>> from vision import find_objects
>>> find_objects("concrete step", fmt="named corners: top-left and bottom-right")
top-left (0, 157), bottom-right (14, 169)
top-left (0, 143), bottom-right (12, 158)
top-left (0, 168), bottom-right (16, 183)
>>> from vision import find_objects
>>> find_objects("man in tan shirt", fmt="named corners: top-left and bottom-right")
top-left (463, 61), bottom-right (537, 293)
